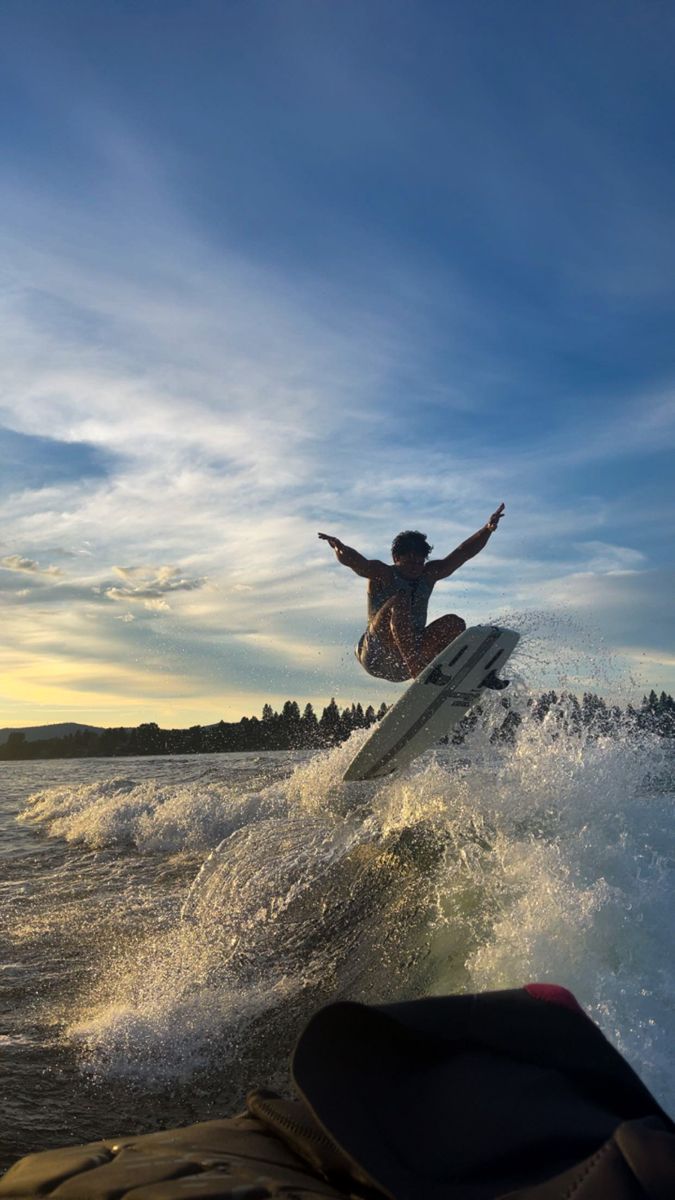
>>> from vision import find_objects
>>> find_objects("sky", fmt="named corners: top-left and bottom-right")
top-left (1, 0), bottom-right (674, 728)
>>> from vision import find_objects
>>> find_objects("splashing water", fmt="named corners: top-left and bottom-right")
top-left (17, 687), bottom-right (675, 1114)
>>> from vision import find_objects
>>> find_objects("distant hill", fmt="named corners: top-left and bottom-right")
top-left (0, 723), bottom-right (103, 745)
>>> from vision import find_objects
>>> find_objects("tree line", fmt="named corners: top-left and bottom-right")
top-left (0, 699), bottom-right (387, 760)
top-left (1, 689), bottom-right (673, 762)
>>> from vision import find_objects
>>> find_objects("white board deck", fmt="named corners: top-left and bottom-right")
top-left (343, 624), bottom-right (519, 782)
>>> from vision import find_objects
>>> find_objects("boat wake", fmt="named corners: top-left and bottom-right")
top-left (18, 691), bottom-right (675, 1114)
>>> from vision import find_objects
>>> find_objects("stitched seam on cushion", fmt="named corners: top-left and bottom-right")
top-left (562, 1140), bottom-right (613, 1199)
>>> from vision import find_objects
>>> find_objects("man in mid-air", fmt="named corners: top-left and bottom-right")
top-left (318, 504), bottom-right (505, 682)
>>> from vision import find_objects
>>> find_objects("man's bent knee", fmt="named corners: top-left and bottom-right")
top-left (440, 614), bottom-right (465, 634)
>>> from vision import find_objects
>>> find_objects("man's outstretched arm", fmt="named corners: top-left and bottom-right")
top-left (424, 503), bottom-right (505, 583)
top-left (318, 533), bottom-right (390, 580)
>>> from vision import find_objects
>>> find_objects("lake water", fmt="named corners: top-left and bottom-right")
top-left (1, 697), bottom-right (673, 1172)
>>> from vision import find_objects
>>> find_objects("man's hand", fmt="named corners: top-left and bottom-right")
top-left (318, 532), bottom-right (344, 552)
top-left (486, 502), bottom-right (505, 532)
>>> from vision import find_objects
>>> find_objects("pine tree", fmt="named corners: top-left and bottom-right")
top-left (301, 703), bottom-right (320, 746)
top-left (319, 698), bottom-right (341, 744)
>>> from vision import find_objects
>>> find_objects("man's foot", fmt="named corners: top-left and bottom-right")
top-left (482, 670), bottom-right (510, 691)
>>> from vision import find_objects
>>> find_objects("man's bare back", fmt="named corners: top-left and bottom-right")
top-left (319, 503), bottom-right (505, 681)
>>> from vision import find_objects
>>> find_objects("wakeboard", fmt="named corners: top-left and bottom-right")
top-left (343, 624), bottom-right (519, 782)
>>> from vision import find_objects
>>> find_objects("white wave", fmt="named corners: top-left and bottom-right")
top-left (18, 775), bottom-right (285, 853)
top-left (48, 700), bottom-right (673, 1119)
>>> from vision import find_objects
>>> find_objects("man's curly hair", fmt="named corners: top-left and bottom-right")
top-left (391, 530), bottom-right (433, 560)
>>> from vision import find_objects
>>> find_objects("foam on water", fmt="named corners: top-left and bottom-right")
top-left (17, 691), bottom-right (675, 1113)
top-left (458, 698), bottom-right (675, 1105)
top-left (19, 774), bottom-right (287, 853)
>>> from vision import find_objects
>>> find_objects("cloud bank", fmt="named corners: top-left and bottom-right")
top-left (0, 2), bottom-right (673, 723)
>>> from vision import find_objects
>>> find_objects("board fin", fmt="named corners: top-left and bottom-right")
top-left (481, 670), bottom-right (510, 691)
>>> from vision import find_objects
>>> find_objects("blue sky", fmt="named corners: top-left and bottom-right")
top-left (1, 0), bottom-right (674, 726)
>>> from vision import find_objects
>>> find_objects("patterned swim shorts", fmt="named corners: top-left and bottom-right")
top-left (356, 629), bottom-right (411, 682)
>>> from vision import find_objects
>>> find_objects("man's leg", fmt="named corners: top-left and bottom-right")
top-left (388, 591), bottom-right (423, 676)
top-left (370, 599), bottom-right (465, 679)
top-left (417, 614), bottom-right (466, 672)
top-left (368, 592), bottom-right (419, 678)
top-left (419, 617), bottom-right (509, 688)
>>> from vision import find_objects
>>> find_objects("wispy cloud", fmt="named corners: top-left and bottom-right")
top-left (0, 554), bottom-right (62, 576)
top-left (568, 542), bottom-right (647, 574)
top-left (104, 565), bottom-right (207, 608)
